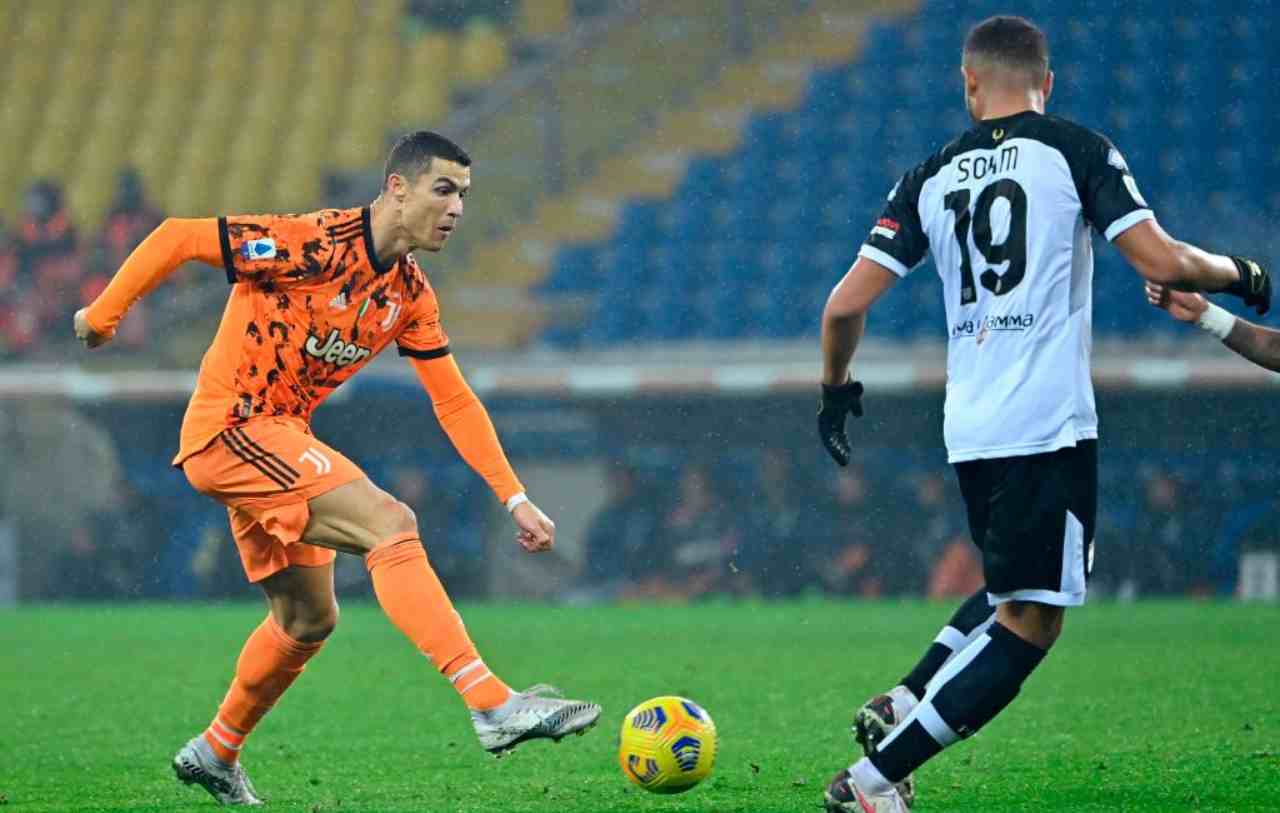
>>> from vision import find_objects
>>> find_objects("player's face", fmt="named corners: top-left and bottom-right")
top-left (401, 160), bottom-right (470, 252)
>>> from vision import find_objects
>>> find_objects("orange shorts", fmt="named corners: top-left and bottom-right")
top-left (181, 417), bottom-right (365, 583)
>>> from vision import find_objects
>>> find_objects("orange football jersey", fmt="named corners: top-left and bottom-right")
top-left (175, 207), bottom-right (448, 464)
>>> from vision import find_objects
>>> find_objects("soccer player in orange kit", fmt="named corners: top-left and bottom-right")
top-left (73, 131), bottom-right (601, 806)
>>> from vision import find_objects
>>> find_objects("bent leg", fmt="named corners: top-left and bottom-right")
top-left (201, 563), bottom-right (335, 765)
top-left (857, 600), bottom-right (1056, 794)
top-left (997, 597), bottom-right (1064, 650)
top-left (262, 560), bottom-right (340, 642)
top-left (303, 478), bottom-right (512, 710)
top-left (899, 588), bottom-right (997, 700)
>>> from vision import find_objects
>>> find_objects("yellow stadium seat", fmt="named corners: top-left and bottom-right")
top-left (518, 0), bottom-right (572, 39)
top-left (458, 19), bottom-right (510, 86)
top-left (113, 0), bottom-right (164, 46)
top-left (366, 0), bottom-right (405, 37)
top-left (317, 1), bottom-right (359, 41)
top-left (392, 33), bottom-right (453, 127)
top-left (19, 4), bottom-right (65, 49)
top-left (332, 85), bottom-right (393, 172)
top-left (67, 165), bottom-right (118, 232)
top-left (221, 142), bottom-right (277, 213)
top-left (167, 2), bottom-right (210, 47)
top-left (66, 2), bottom-right (112, 50)
top-left (0, 2), bottom-right (19, 47)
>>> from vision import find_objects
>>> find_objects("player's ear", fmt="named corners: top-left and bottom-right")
top-left (1042, 69), bottom-right (1054, 104)
top-left (387, 173), bottom-right (408, 202)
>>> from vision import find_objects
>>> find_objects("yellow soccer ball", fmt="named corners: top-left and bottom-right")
top-left (618, 696), bottom-right (717, 794)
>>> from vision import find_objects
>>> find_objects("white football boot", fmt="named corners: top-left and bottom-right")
top-left (172, 736), bottom-right (263, 806)
top-left (824, 767), bottom-right (911, 813)
top-left (853, 685), bottom-right (917, 807)
top-left (471, 684), bottom-right (602, 755)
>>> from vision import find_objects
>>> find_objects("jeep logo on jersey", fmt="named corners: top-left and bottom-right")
top-left (304, 329), bottom-right (371, 367)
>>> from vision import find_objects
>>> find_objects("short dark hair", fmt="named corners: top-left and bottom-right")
top-left (963, 15), bottom-right (1049, 87)
top-left (383, 130), bottom-right (471, 187)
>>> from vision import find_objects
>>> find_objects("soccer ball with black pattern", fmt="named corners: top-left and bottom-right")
top-left (618, 696), bottom-right (717, 794)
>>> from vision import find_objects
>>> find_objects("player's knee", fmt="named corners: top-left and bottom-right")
top-left (374, 496), bottom-right (417, 537)
top-left (358, 496), bottom-right (418, 551)
top-left (997, 601), bottom-right (1064, 650)
top-left (390, 500), bottom-right (418, 536)
top-left (282, 600), bottom-right (339, 643)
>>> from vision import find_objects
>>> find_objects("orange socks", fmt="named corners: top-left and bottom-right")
top-left (202, 615), bottom-right (324, 764)
top-left (366, 535), bottom-right (512, 710)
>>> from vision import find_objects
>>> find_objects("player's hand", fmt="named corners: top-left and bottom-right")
top-left (512, 501), bottom-right (555, 553)
top-left (1145, 283), bottom-right (1207, 323)
top-left (1226, 256), bottom-right (1271, 316)
top-left (73, 308), bottom-right (111, 349)
top-left (817, 379), bottom-right (863, 467)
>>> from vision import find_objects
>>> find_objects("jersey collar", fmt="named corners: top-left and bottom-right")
top-left (362, 206), bottom-right (396, 276)
top-left (981, 110), bottom-right (1040, 127)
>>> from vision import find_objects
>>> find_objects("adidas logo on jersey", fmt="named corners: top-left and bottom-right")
top-left (304, 328), bottom-right (371, 368)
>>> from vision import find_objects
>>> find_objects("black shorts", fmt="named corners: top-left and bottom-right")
top-left (954, 440), bottom-right (1097, 606)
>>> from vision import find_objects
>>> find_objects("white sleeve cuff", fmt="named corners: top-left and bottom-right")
top-left (505, 492), bottom-right (529, 512)
top-left (857, 244), bottom-right (912, 278)
top-left (1103, 208), bottom-right (1154, 242)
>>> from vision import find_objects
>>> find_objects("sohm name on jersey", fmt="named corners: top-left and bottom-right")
top-left (956, 145), bottom-right (1019, 183)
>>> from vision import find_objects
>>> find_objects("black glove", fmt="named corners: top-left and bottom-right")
top-left (818, 379), bottom-right (864, 467)
top-left (1226, 256), bottom-right (1271, 316)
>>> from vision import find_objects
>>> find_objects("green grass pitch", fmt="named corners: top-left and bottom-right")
top-left (2, 601), bottom-right (1277, 812)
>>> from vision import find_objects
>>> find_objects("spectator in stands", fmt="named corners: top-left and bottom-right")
top-left (61, 483), bottom-right (165, 599)
top-left (100, 169), bottom-right (162, 272)
top-left (1218, 493), bottom-right (1280, 600)
top-left (815, 465), bottom-right (885, 597)
top-left (74, 170), bottom-right (163, 347)
top-left (735, 448), bottom-right (807, 597)
top-left (585, 464), bottom-right (659, 581)
top-left (1121, 471), bottom-right (1190, 596)
top-left (570, 464), bottom-right (662, 602)
top-left (0, 400), bottom-right (123, 599)
top-left (15, 180), bottom-right (80, 353)
top-left (191, 519), bottom-right (250, 599)
top-left (0, 227), bottom-right (26, 356)
top-left (926, 531), bottom-right (984, 600)
top-left (16, 180), bottom-right (75, 274)
top-left (894, 470), bottom-right (968, 596)
top-left (662, 463), bottom-right (737, 599)
top-left (388, 464), bottom-right (486, 598)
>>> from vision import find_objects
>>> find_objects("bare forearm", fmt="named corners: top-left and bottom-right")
top-left (1223, 319), bottom-right (1280, 373)
top-left (821, 309), bottom-right (866, 386)
top-left (1167, 241), bottom-right (1239, 292)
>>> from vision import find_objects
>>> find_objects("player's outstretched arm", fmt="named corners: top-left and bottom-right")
top-left (818, 257), bottom-right (898, 466)
top-left (1114, 219), bottom-right (1271, 315)
top-left (1147, 283), bottom-right (1280, 373)
top-left (73, 217), bottom-right (223, 348)
top-left (408, 354), bottom-right (555, 552)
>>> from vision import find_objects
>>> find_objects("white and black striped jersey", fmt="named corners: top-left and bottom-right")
top-left (859, 110), bottom-right (1152, 462)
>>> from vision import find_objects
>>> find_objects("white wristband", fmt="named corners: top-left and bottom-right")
top-left (1196, 302), bottom-right (1237, 341)
top-left (505, 492), bottom-right (529, 512)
